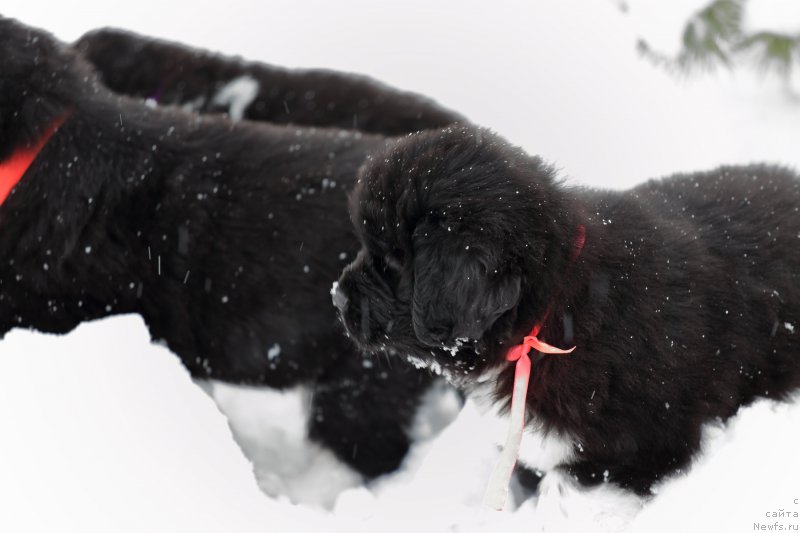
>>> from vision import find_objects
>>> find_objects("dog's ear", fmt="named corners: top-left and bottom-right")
top-left (411, 219), bottom-right (520, 346)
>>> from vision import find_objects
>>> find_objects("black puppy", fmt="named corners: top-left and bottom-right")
top-left (0, 16), bottom-right (461, 492)
top-left (75, 28), bottom-right (459, 135)
top-left (336, 125), bottom-right (800, 525)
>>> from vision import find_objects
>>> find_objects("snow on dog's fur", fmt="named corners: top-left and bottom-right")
top-left (0, 16), bottom-right (463, 493)
top-left (335, 125), bottom-right (800, 528)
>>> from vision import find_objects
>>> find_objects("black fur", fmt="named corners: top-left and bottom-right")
top-left (336, 125), bottom-right (800, 494)
top-left (75, 28), bottom-right (463, 135)
top-left (0, 17), bottom-right (462, 479)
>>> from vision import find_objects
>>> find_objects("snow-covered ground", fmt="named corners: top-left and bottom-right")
top-left (2, 1), bottom-right (800, 532)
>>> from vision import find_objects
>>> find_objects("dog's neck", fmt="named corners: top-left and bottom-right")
top-left (0, 101), bottom-right (204, 347)
top-left (0, 115), bottom-right (69, 208)
top-left (509, 192), bottom-right (607, 351)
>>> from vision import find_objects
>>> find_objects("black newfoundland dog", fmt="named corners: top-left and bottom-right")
top-left (335, 125), bottom-right (800, 524)
top-left (74, 28), bottom-right (457, 136)
top-left (0, 16), bottom-right (462, 491)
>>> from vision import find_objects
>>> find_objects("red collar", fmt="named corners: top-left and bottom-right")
top-left (483, 223), bottom-right (586, 510)
top-left (0, 115), bottom-right (68, 207)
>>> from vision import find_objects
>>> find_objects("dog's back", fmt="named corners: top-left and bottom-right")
top-left (622, 165), bottom-right (800, 405)
top-left (0, 16), bottom-right (448, 483)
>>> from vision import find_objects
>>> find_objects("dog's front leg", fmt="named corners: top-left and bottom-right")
top-left (307, 353), bottom-right (434, 480)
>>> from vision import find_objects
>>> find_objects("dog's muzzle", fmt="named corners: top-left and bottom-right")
top-left (332, 270), bottom-right (378, 346)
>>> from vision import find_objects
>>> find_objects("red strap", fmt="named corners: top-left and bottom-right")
top-left (0, 115), bottom-right (68, 207)
top-left (484, 224), bottom-right (585, 510)
top-left (506, 328), bottom-right (577, 362)
top-left (572, 223), bottom-right (586, 262)
top-left (484, 317), bottom-right (577, 510)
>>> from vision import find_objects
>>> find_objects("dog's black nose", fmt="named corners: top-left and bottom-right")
top-left (331, 282), bottom-right (349, 312)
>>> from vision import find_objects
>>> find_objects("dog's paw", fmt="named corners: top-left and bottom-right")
top-left (533, 469), bottom-right (644, 533)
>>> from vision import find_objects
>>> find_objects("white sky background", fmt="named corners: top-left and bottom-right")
top-left (5, 0), bottom-right (800, 188)
top-left (1, 1), bottom-right (799, 532)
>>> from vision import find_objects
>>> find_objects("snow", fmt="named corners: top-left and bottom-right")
top-left (0, 316), bottom-right (315, 533)
top-left (630, 397), bottom-right (800, 532)
top-left (267, 342), bottom-right (281, 359)
top-left (212, 75), bottom-right (260, 121)
top-left (210, 382), bottom-right (362, 508)
top-left (2, 1), bottom-right (800, 532)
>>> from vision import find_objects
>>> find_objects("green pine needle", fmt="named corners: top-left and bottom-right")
top-left (636, 0), bottom-right (800, 81)
top-left (737, 32), bottom-right (800, 75)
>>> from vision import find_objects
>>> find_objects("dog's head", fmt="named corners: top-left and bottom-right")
top-left (335, 126), bottom-right (578, 381)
